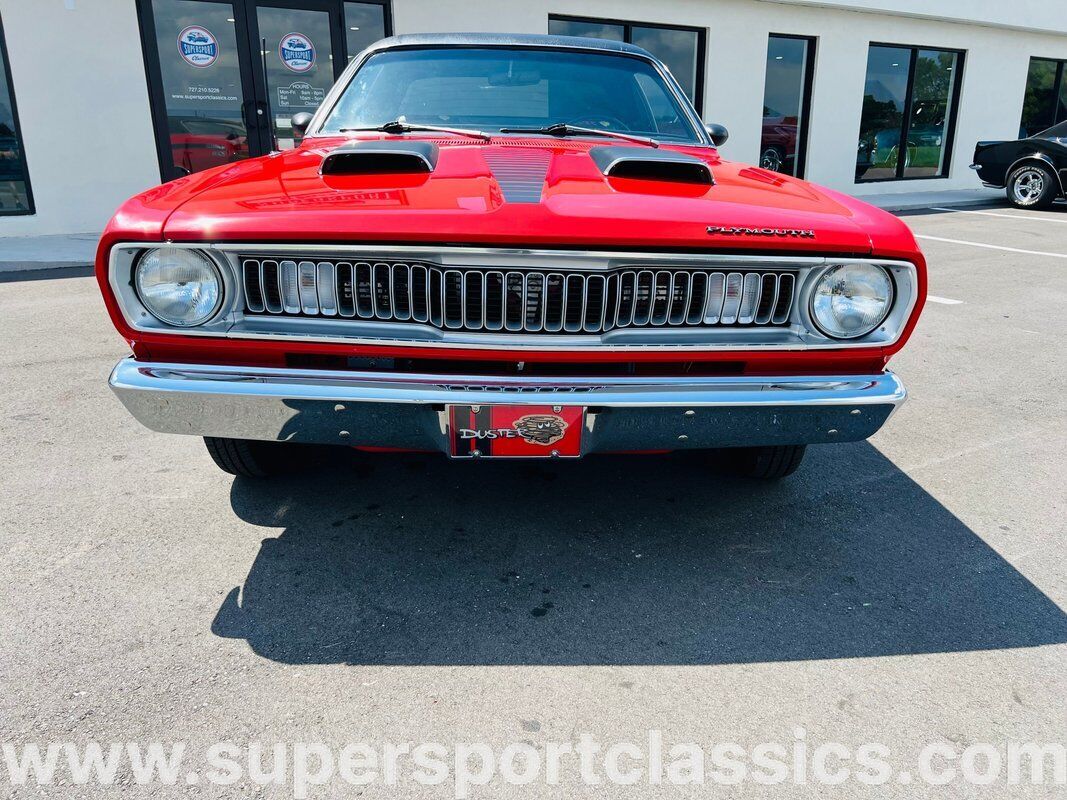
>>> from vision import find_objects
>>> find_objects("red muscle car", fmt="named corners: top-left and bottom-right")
top-left (97, 34), bottom-right (925, 480)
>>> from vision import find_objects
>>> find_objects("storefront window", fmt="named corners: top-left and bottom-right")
top-left (149, 0), bottom-right (251, 177)
top-left (548, 15), bottom-right (705, 112)
top-left (856, 44), bottom-right (963, 182)
top-left (759, 35), bottom-right (815, 177)
top-left (344, 2), bottom-right (388, 61)
top-left (0, 14), bottom-right (32, 215)
top-left (1020, 58), bottom-right (1065, 138)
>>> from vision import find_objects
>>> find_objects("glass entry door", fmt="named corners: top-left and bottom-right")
top-left (250, 1), bottom-right (343, 151)
top-left (142, 0), bottom-right (355, 180)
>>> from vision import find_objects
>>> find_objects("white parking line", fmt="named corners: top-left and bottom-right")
top-left (915, 234), bottom-right (1067, 259)
top-left (927, 295), bottom-right (963, 305)
top-left (930, 207), bottom-right (1067, 224)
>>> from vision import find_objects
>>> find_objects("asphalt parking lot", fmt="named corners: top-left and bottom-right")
top-left (1, 202), bottom-right (1065, 798)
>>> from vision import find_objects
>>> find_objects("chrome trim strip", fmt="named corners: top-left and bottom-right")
top-left (111, 358), bottom-right (906, 409)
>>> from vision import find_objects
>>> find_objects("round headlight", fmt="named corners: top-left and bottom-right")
top-left (135, 247), bottom-right (223, 327)
top-left (810, 263), bottom-right (894, 339)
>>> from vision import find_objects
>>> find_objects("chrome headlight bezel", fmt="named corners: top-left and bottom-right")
top-left (807, 262), bottom-right (896, 340)
top-left (133, 247), bottom-right (226, 328)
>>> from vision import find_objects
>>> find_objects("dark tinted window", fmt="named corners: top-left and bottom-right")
top-left (322, 47), bottom-right (701, 141)
top-left (548, 19), bottom-right (624, 41)
top-left (759, 35), bottom-right (815, 177)
top-left (549, 16), bottom-right (704, 112)
top-left (856, 44), bottom-right (962, 182)
top-left (0, 13), bottom-right (32, 215)
top-left (1020, 58), bottom-right (1065, 138)
top-left (903, 49), bottom-right (959, 178)
top-left (1038, 120), bottom-right (1067, 139)
top-left (345, 2), bottom-right (387, 61)
top-left (630, 26), bottom-right (699, 103)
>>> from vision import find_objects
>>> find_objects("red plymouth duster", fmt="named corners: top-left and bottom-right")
top-left (98, 34), bottom-right (925, 479)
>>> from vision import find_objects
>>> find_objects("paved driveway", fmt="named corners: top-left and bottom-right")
top-left (1, 204), bottom-right (1064, 797)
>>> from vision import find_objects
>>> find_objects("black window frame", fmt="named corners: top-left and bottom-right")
top-left (1020, 56), bottom-right (1066, 138)
top-left (0, 12), bottom-right (35, 217)
top-left (762, 33), bottom-right (816, 179)
top-left (135, 0), bottom-right (392, 183)
top-left (547, 14), bottom-right (707, 115)
top-left (857, 41), bottom-right (966, 184)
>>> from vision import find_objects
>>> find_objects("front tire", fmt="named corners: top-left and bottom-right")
top-left (203, 437), bottom-right (289, 477)
top-left (1006, 163), bottom-right (1058, 209)
top-left (726, 445), bottom-right (806, 480)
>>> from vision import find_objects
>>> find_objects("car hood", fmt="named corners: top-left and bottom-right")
top-left (159, 137), bottom-right (897, 254)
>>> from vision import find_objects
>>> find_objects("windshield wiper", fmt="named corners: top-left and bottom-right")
top-left (498, 122), bottom-right (659, 148)
top-left (339, 118), bottom-right (492, 141)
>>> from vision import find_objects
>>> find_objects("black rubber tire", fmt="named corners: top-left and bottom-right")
top-left (1006, 163), bottom-right (1058, 209)
top-left (203, 437), bottom-right (284, 477)
top-left (727, 445), bottom-right (807, 479)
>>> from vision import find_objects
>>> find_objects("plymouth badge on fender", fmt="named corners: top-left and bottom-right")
top-left (707, 226), bottom-right (816, 238)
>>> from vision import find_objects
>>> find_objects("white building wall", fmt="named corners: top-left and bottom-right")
top-left (0, 0), bottom-right (1065, 238)
top-left (0, 0), bottom-right (161, 237)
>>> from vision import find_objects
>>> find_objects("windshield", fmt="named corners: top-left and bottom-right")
top-left (1034, 120), bottom-right (1067, 140)
top-left (320, 47), bottom-right (703, 143)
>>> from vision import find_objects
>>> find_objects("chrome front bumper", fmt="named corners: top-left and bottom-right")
top-left (109, 358), bottom-right (907, 454)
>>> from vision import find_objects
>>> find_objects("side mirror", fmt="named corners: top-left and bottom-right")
top-left (705, 123), bottom-right (729, 147)
top-left (291, 112), bottom-right (315, 141)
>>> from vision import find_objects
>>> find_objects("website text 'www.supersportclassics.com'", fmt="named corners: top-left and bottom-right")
top-left (2, 731), bottom-right (1065, 797)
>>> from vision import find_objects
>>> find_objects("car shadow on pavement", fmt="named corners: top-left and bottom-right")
top-left (213, 443), bottom-right (1067, 665)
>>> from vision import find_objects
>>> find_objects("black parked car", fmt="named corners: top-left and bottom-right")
top-left (971, 121), bottom-right (1067, 209)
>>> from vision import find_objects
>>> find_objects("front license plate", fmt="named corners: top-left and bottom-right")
top-left (448, 405), bottom-right (584, 459)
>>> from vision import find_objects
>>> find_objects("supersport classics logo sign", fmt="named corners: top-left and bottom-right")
top-left (279, 32), bottom-right (316, 73)
top-left (707, 225), bottom-right (816, 238)
top-left (177, 26), bottom-right (219, 69)
top-left (458, 414), bottom-right (568, 446)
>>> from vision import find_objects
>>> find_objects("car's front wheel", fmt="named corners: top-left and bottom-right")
top-left (725, 445), bottom-right (807, 479)
top-left (203, 437), bottom-right (295, 477)
top-left (1006, 163), bottom-right (1058, 209)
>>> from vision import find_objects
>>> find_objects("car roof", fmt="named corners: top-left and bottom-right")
top-left (362, 32), bottom-right (657, 60)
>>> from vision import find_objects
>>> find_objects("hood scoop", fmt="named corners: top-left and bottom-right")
top-left (320, 140), bottom-right (439, 176)
top-left (590, 146), bottom-right (714, 185)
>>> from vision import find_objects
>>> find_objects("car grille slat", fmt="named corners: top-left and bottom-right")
top-left (240, 258), bottom-right (798, 335)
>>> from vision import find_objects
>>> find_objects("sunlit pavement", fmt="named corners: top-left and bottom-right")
top-left (1, 203), bottom-right (1064, 798)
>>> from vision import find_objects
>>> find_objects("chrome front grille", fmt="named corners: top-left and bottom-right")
top-left (241, 259), bottom-right (796, 335)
